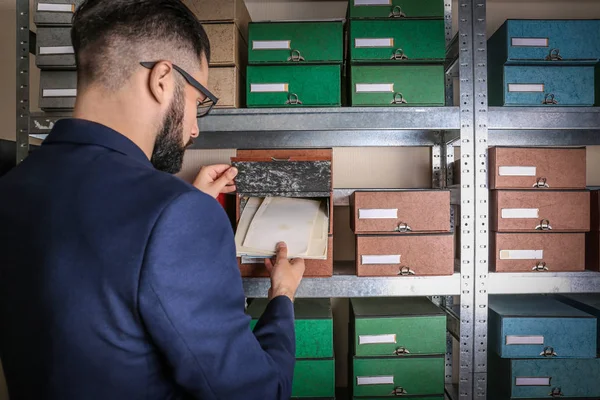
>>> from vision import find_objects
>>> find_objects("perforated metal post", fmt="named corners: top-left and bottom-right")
top-left (432, 143), bottom-right (443, 188)
top-left (16, 0), bottom-right (30, 163)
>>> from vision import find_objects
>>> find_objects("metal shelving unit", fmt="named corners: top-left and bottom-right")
top-left (16, 0), bottom-right (486, 398)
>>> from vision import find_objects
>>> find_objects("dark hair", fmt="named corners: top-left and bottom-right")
top-left (71, 0), bottom-right (210, 88)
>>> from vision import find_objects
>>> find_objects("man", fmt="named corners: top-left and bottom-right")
top-left (0, 0), bottom-right (306, 398)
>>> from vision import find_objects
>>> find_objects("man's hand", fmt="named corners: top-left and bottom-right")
top-left (193, 164), bottom-right (238, 199)
top-left (265, 242), bottom-right (306, 303)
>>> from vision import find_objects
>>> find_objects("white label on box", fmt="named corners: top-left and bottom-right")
top-left (39, 46), bottom-right (75, 55)
top-left (362, 255), bottom-right (401, 265)
top-left (356, 83), bottom-right (394, 93)
top-left (500, 250), bottom-right (544, 260)
top-left (252, 40), bottom-right (291, 50)
top-left (357, 376), bottom-right (395, 386)
top-left (506, 335), bottom-right (545, 345)
top-left (501, 208), bottom-right (539, 219)
top-left (515, 377), bottom-right (551, 386)
top-left (358, 208), bottom-right (398, 219)
top-left (499, 166), bottom-right (537, 177)
top-left (511, 38), bottom-right (549, 47)
top-left (359, 334), bottom-right (397, 345)
top-left (508, 84), bottom-right (545, 93)
top-left (42, 89), bottom-right (77, 97)
top-left (250, 83), bottom-right (289, 93)
top-left (355, 38), bottom-right (394, 48)
top-left (354, 0), bottom-right (392, 5)
top-left (37, 3), bottom-right (74, 12)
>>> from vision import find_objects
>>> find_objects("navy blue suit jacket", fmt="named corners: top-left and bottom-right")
top-left (0, 119), bottom-right (296, 400)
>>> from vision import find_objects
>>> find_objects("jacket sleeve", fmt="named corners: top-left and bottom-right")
top-left (138, 190), bottom-right (295, 400)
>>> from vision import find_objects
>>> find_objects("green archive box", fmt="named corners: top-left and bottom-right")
top-left (293, 359), bottom-right (336, 398)
top-left (246, 65), bottom-right (342, 107)
top-left (352, 356), bottom-right (445, 397)
top-left (350, 65), bottom-right (445, 106)
top-left (349, 19), bottom-right (445, 63)
top-left (248, 21), bottom-right (343, 64)
top-left (350, 298), bottom-right (446, 356)
top-left (248, 298), bottom-right (334, 358)
top-left (348, 0), bottom-right (445, 19)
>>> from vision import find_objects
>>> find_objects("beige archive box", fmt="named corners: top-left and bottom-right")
top-left (204, 23), bottom-right (248, 68)
top-left (209, 66), bottom-right (245, 108)
top-left (183, 0), bottom-right (252, 39)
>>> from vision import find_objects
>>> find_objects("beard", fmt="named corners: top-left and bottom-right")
top-left (150, 83), bottom-right (191, 174)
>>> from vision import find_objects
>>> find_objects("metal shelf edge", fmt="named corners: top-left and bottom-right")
top-left (488, 271), bottom-right (600, 294)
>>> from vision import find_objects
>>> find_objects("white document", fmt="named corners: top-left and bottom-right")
top-left (235, 197), bottom-right (273, 257)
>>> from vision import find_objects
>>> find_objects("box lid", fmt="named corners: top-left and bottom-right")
top-left (351, 297), bottom-right (444, 318)
top-left (248, 298), bottom-right (332, 320)
top-left (489, 295), bottom-right (595, 318)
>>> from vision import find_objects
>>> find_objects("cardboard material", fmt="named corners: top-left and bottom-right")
top-left (39, 70), bottom-right (77, 110)
top-left (356, 234), bottom-right (454, 276)
top-left (348, 0), bottom-right (445, 19)
top-left (36, 27), bottom-right (75, 69)
top-left (491, 232), bottom-right (585, 272)
top-left (489, 147), bottom-right (586, 190)
top-left (491, 190), bottom-right (590, 232)
top-left (351, 190), bottom-right (450, 233)
top-left (204, 23), bottom-right (247, 67)
top-left (183, 0), bottom-right (252, 40)
top-left (34, 0), bottom-right (84, 26)
top-left (209, 66), bottom-right (244, 108)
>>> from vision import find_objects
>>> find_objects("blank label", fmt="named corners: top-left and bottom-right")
top-left (508, 84), bottom-right (545, 93)
top-left (511, 38), bottom-right (549, 47)
top-left (362, 255), bottom-right (401, 265)
top-left (515, 377), bottom-right (551, 386)
top-left (359, 334), bottom-right (397, 345)
top-left (501, 208), bottom-right (539, 219)
top-left (252, 40), bottom-right (291, 50)
top-left (39, 46), bottom-right (74, 55)
top-left (358, 209), bottom-right (398, 219)
top-left (354, 0), bottom-right (391, 5)
top-left (250, 83), bottom-right (288, 93)
top-left (355, 38), bottom-right (394, 48)
top-left (42, 89), bottom-right (77, 97)
top-left (356, 83), bottom-right (394, 93)
top-left (357, 376), bottom-right (395, 386)
top-left (499, 166), bottom-right (537, 176)
top-left (500, 250), bottom-right (544, 260)
top-left (506, 335), bottom-right (545, 345)
top-left (37, 3), bottom-right (74, 12)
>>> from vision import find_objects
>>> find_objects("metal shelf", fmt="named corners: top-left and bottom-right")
top-left (489, 107), bottom-right (600, 130)
top-left (243, 262), bottom-right (461, 298)
top-left (488, 271), bottom-right (600, 294)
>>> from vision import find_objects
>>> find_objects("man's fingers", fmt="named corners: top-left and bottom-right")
top-left (213, 167), bottom-right (238, 190)
top-left (220, 185), bottom-right (237, 194)
top-left (264, 258), bottom-right (273, 273)
top-left (275, 242), bottom-right (288, 261)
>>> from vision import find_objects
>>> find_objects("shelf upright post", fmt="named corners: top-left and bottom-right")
top-left (472, 0), bottom-right (490, 398)
top-left (16, 0), bottom-right (31, 164)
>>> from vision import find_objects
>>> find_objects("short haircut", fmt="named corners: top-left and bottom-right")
top-left (71, 0), bottom-right (211, 90)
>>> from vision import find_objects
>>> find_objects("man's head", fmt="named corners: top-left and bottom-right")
top-left (71, 0), bottom-right (211, 173)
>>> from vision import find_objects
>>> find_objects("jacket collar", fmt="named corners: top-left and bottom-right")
top-left (43, 118), bottom-right (153, 167)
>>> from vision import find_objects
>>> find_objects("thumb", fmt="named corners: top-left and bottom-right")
top-left (275, 242), bottom-right (288, 262)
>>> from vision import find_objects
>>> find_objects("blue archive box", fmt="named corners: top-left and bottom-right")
top-left (488, 352), bottom-right (600, 399)
top-left (489, 295), bottom-right (597, 359)
top-left (488, 63), bottom-right (600, 106)
top-left (488, 19), bottom-right (600, 64)
top-left (557, 294), bottom-right (600, 354)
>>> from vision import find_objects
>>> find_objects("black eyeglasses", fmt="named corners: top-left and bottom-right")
top-left (140, 61), bottom-right (219, 118)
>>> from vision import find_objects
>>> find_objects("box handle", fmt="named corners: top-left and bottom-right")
top-left (535, 219), bottom-right (552, 231)
top-left (540, 346), bottom-right (558, 357)
top-left (390, 48), bottom-right (409, 61)
top-left (391, 387), bottom-right (408, 396)
top-left (389, 5), bottom-right (407, 18)
top-left (393, 347), bottom-right (410, 356)
top-left (532, 262), bottom-right (549, 272)
top-left (532, 177), bottom-right (550, 188)
top-left (545, 48), bottom-right (563, 61)
top-left (542, 93), bottom-right (559, 105)
top-left (397, 266), bottom-right (415, 276)
top-left (285, 93), bottom-right (303, 105)
top-left (549, 387), bottom-right (563, 397)
top-left (270, 157), bottom-right (291, 162)
top-left (287, 49), bottom-right (306, 62)
top-left (391, 92), bottom-right (408, 104)
top-left (394, 222), bottom-right (412, 232)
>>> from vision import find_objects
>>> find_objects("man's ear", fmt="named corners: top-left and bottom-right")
top-left (147, 61), bottom-right (175, 105)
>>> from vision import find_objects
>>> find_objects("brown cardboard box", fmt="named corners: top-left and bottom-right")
top-left (209, 66), bottom-right (244, 108)
top-left (183, 0), bottom-right (252, 40)
top-left (489, 147), bottom-right (586, 190)
top-left (586, 190), bottom-right (600, 271)
top-left (204, 23), bottom-right (247, 67)
top-left (491, 190), bottom-right (590, 232)
top-left (350, 190), bottom-right (450, 234)
top-left (356, 234), bottom-right (454, 276)
top-left (491, 232), bottom-right (585, 272)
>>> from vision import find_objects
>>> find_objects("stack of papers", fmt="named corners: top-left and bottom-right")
top-left (235, 197), bottom-right (329, 260)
